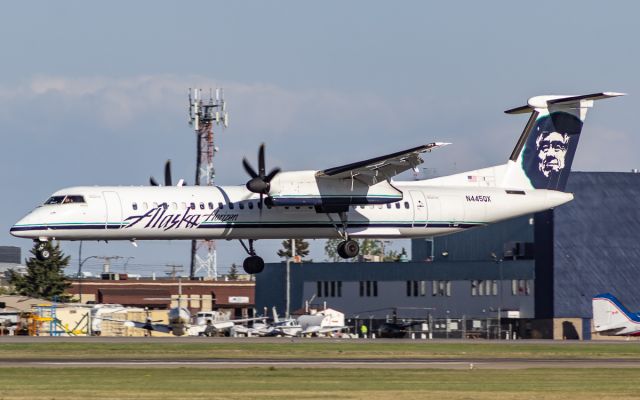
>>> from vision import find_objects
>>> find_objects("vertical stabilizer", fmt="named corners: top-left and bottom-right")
top-left (501, 92), bottom-right (624, 191)
top-left (592, 293), bottom-right (640, 335)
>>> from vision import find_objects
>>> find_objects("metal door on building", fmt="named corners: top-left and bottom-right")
top-left (103, 191), bottom-right (123, 229)
top-left (409, 191), bottom-right (428, 228)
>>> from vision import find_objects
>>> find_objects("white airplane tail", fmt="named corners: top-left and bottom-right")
top-left (592, 293), bottom-right (640, 335)
top-left (499, 92), bottom-right (624, 191)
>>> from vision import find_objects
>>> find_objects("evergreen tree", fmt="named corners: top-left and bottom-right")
top-left (9, 241), bottom-right (71, 301)
top-left (227, 263), bottom-right (239, 280)
top-left (277, 239), bottom-right (310, 260)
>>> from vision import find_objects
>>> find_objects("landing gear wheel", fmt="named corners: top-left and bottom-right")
top-left (338, 240), bottom-right (359, 259)
top-left (243, 255), bottom-right (265, 274)
top-left (337, 241), bottom-right (347, 258)
top-left (35, 243), bottom-right (51, 261)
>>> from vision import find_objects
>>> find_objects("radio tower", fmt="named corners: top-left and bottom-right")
top-left (188, 88), bottom-right (228, 279)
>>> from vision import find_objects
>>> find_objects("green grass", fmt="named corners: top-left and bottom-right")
top-left (0, 368), bottom-right (638, 400)
top-left (1, 341), bottom-right (640, 360)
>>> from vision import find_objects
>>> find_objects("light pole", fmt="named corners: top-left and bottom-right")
top-left (77, 255), bottom-right (99, 303)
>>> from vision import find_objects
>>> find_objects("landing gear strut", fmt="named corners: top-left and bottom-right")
top-left (239, 239), bottom-right (264, 274)
top-left (35, 241), bottom-right (51, 262)
top-left (328, 211), bottom-right (360, 259)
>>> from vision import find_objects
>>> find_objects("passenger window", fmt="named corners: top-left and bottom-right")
top-left (171, 202), bottom-right (177, 210)
top-left (248, 202), bottom-right (254, 210)
top-left (199, 202), bottom-right (204, 210)
top-left (208, 202), bottom-right (214, 210)
top-left (239, 203), bottom-right (245, 210)
top-left (404, 201), bottom-right (410, 209)
top-left (132, 202), bottom-right (138, 210)
top-left (218, 202), bottom-right (224, 210)
top-left (190, 202), bottom-right (196, 210)
top-left (162, 203), bottom-right (168, 210)
top-left (143, 202), bottom-right (149, 210)
top-left (229, 203), bottom-right (234, 210)
top-left (386, 204), bottom-right (391, 209)
top-left (152, 202), bottom-right (158, 208)
top-left (395, 202), bottom-right (400, 209)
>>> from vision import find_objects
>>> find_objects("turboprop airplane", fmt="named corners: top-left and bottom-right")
top-left (592, 293), bottom-right (640, 337)
top-left (11, 92), bottom-right (623, 274)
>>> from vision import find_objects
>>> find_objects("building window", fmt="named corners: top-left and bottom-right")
top-left (317, 281), bottom-right (342, 298)
top-left (472, 280), bottom-right (498, 296)
top-left (407, 280), bottom-right (428, 297)
top-left (360, 281), bottom-right (378, 297)
top-left (433, 280), bottom-right (451, 297)
top-left (512, 279), bottom-right (532, 296)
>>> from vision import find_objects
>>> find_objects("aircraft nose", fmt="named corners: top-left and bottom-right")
top-left (10, 212), bottom-right (44, 238)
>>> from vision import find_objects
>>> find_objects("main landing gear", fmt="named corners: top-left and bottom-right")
top-left (239, 239), bottom-right (264, 274)
top-left (337, 239), bottom-right (360, 259)
top-left (328, 211), bottom-right (360, 260)
top-left (34, 241), bottom-right (51, 261)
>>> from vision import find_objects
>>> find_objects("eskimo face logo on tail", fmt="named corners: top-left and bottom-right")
top-left (522, 112), bottom-right (583, 191)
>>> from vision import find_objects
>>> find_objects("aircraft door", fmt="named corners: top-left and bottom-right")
top-left (408, 191), bottom-right (427, 228)
top-left (102, 191), bottom-right (123, 229)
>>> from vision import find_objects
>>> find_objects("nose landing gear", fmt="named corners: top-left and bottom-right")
top-left (35, 241), bottom-right (51, 261)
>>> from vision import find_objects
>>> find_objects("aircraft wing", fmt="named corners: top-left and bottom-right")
top-left (315, 142), bottom-right (449, 185)
top-left (97, 317), bottom-right (173, 334)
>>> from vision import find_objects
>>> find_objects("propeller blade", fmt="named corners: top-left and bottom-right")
top-left (242, 158), bottom-right (258, 179)
top-left (265, 167), bottom-right (281, 183)
top-left (164, 159), bottom-right (172, 186)
top-left (150, 176), bottom-right (159, 186)
top-left (258, 144), bottom-right (266, 177)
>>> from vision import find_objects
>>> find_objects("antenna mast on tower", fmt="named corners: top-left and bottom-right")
top-left (188, 88), bottom-right (229, 279)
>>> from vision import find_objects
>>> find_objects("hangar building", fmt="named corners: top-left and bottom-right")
top-left (256, 172), bottom-right (640, 339)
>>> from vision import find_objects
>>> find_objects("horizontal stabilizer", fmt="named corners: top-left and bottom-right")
top-left (505, 92), bottom-right (626, 114)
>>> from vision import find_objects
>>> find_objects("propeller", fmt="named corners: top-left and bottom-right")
top-left (242, 144), bottom-right (281, 209)
top-left (150, 160), bottom-right (186, 186)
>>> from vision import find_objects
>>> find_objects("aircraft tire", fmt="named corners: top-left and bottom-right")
top-left (337, 241), bottom-right (347, 258)
top-left (243, 255), bottom-right (265, 274)
top-left (35, 244), bottom-right (51, 261)
top-left (343, 240), bottom-right (360, 258)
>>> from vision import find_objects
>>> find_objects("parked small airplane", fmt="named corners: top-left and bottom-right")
top-left (233, 307), bottom-right (347, 337)
top-left (99, 283), bottom-right (259, 336)
top-left (11, 92), bottom-right (623, 274)
top-left (592, 293), bottom-right (640, 337)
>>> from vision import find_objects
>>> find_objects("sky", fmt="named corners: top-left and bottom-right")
top-left (1, 1), bottom-right (638, 277)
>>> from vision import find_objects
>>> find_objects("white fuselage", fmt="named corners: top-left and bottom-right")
top-left (11, 179), bottom-right (572, 242)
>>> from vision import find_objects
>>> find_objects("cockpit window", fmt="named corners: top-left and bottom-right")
top-left (45, 196), bottom-right (65, 205)
top-left (63, 195), bottom-right (86, 204)
top-left (44, 195), bottom-right (86, 205)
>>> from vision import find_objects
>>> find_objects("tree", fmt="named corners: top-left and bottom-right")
top-left (9, 241), bottom-right (71, 301)
top-left (277, 239), bottom-right (310, 260)
top-left (227, 263), bottom-right (239, 280)
top-left (324, 238), bottom-right (343, 262)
